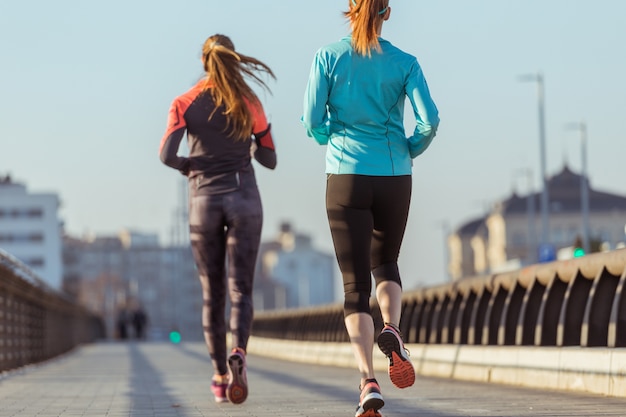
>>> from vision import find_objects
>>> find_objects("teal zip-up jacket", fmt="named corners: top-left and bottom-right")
top-left (302, 36), bottom-right (439, 176)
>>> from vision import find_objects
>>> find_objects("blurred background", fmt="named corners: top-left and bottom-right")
top-left (1, 0), bottom-right (625, 340)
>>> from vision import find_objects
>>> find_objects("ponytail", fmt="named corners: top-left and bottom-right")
top-left (344, 0), bottom-right (389, 56)
top-left (201, 34), bottom-right (275, 140)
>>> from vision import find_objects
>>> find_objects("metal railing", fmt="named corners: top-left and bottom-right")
top-left (0, 250), bottom-right (105, 373)
top-left (252, 248), bottom-right (626, 348)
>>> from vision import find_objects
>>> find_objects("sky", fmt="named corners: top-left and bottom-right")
top-left (1, 0), bottom-right (625, 293)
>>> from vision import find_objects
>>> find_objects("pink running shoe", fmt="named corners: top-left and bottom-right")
top-left (355, 378), bottom-right (384, 417)
top-left (210, 379), bottom-right (228, 403)
top-left (377, 324), bottom-right (415, 389)
top-left (226, 347), bottom-right (248, 404)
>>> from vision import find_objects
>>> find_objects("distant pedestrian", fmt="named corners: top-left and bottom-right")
top-left (302, 1), bottom-right (440, 416)
top-left (132, 307), bottom-right (148, 340)
top-left (116, 308), bottom-right (129, 340)
top-left (159, 33), bottom-right (277, 405)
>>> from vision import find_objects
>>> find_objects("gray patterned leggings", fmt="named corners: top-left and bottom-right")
top-left (188, 173), bottom-right (262, 376)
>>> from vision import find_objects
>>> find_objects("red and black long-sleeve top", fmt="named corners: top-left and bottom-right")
top-left (159, 78), bottom-right (276, 190)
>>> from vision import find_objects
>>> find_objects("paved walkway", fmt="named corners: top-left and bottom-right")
top-left (1, 342), bottom-right (625, 417)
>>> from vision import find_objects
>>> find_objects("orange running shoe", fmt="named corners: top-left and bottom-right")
top-left (355, 378), bottom-right (384, 417)
top-left (377, 324), bottom-right (415, 389)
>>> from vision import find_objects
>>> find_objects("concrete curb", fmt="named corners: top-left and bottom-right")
top-left (248, 337), bottom-right (626, 398)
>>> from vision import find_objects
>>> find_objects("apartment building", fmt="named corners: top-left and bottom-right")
top-left (448, 165), bottom-right (626, 280)
top-left (0, 175), bottom-right (62, 288)
top-left (255, 222), bottom-right (336, 310)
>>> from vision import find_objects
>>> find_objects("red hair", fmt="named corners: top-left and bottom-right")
top-left (344, 0), bottom-right (390, 56)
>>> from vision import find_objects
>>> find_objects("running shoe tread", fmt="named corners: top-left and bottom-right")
top-left (377, 326), bottom-right (415, 389)
top-left (226, 348), bottom-right (248, 404)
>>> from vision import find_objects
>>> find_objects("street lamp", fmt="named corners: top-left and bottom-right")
top-left (515, 168), bottom-right (537, 264)
top-left (440, 221), bottom-right (451, 281)
top-left (565, 122), bottom-right (590, 253)
top-left (519, 72), bottom-right (550, 253)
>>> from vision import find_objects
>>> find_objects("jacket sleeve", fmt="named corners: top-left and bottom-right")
top-left (406, 60), bottom-right (440, 158)
top-left (159, 99), bottom-right (190, 175)
top-left (301, 52), bottom-right (331, 145)
top-left (249, 100), bottom-right (277, 170)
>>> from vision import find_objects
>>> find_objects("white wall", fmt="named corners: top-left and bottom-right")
top-left (0, 181), bottom-right (62, 288)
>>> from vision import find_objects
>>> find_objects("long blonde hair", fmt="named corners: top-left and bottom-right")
top-left (201, 34), bottom-right (275, 140)
top-left (344, 0), bottom-right (389, 57)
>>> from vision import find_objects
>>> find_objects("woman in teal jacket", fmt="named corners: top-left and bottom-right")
top-left (302, 1), bottom-right (439, 416)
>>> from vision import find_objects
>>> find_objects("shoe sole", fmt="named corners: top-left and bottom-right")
top-left (356, 409), bottom-right (382, 417)
top-left (378, 331), bottom-right (416, 389)
top-left (362, 397), bottom-right (384, 412)
top-left (356, 389), bottom-right (384, 417)
top-left (226, 354), bottom-right (248, 404)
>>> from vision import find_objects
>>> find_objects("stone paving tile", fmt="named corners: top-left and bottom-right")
top-left (1, 342), bottom-right (626, 416)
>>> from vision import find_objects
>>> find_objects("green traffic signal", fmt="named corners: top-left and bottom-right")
top-left (573, 247), bottom-right (585, 258)
top-left (169, 331), bottom-right (181, 344)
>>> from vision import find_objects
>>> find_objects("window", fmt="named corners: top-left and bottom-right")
top-left (0, 233), bottom-right (44, 243)
top-left (0, 207), bottom-right (44, 219)
top-left (26, 257), bottom-right (45, 267)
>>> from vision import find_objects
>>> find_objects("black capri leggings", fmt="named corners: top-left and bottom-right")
top-left (325, 174), bottom-right (412, 317)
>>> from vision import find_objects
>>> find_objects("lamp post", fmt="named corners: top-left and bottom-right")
top-left (516, 168), bottom-right (536, 264)
top-left (440, 220), bottom-right (451, 281)
top-left (519, 72), bottom-right (550, 252)
top-left (566, 122), bottom-right (590, 253)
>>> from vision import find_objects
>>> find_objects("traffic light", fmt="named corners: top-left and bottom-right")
top-left (169, 330), bottom-right (181, 344)
top-left (572, 236), bottom-right (585, 258)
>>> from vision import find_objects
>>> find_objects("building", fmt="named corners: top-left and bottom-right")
top-left (0, 175), bottom-right (62, 288)
top-left (62, 221), bottom-right (336, 339)
top-left (448, 165), bottom-right (626, 280)
top-left (254, 223), bottom-right (336, 310)
top-left (62, 230), bottom-right (200, 341)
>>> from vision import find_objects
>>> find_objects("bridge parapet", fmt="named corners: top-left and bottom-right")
top-left (0, 249), bottom-right (105, 373)
top-left (253, 249), bottom-right (626, 349)
top-left (250, 249), bottom-right (626, 397)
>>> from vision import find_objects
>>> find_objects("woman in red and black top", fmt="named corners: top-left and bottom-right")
top-left (159, 34), bottom-right (276, 405)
